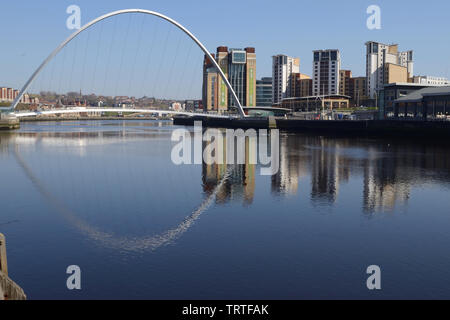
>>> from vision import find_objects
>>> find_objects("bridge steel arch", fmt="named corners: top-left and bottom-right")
top-left (8, 9), bottom-right (246, 118)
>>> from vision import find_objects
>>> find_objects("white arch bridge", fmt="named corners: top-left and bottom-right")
top-left (1, 9), bottom-right (247, 119)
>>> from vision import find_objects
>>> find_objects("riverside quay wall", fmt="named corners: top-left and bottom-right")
top-left (0, 115), bottom-right (19, 130)
top-left (173, 116), bottom-right (450, 138)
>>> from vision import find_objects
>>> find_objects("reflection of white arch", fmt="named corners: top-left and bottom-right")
top-left (8, 9), bottom-right (246, 118)
top-left (12, 136), bottom-right (232, 252)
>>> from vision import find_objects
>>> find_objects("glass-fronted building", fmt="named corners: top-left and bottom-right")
top-left (228, 49), bottom-right (247, 107)
top-left (256, 77), bottom-right (273, 106)
top-left (390, 86), bottom-right (450, 120)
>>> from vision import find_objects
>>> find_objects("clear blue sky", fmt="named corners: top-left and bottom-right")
top-left (1, 0), bottom-right (449, 98)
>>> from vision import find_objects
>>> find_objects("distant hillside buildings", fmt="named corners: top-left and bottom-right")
top-left (0, 87), bottom-right (39, 105)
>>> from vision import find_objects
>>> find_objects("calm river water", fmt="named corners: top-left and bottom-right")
top-left (1, 120), bottom-right (450, 299)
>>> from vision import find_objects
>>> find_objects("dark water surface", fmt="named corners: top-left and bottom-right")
top-left (1, 120), bottom-right (450, 299)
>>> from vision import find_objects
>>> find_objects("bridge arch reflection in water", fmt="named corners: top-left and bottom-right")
top-left (6, 126), bottom-right (265, 252)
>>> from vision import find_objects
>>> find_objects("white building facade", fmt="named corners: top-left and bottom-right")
top-left (272, 55), bottom-right (300, 104)
top-left (413, 76), bottom-right (450, 86)
top-left (312, 49), bottom-right (341, 96)
top-left (366, 41), bottom-right (414, 99)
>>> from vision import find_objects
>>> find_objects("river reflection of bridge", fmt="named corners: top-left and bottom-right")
top-left (3, 125), bottom-right (450, 216)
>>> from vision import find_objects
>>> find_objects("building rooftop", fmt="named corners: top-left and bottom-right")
top-left (383, 82), bottom-right (440, 88)
top-left (395, 86), bottom-right (450, 103)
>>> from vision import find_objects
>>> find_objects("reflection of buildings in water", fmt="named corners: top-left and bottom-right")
top-left (0, 134), bottom-right (10, 154)
top-left (271, 134), bottom-right (308, 196)
top-left (271, 135), bottom-right (353, 203)
top-left (362, 143), bottom-right (421, 213)
top-left (362, 142), bottom-right (450, 213)
top-left (309, 137), bottom-right (350, 204)
top-left (7, 123), bottom-right (450, 215)
top-left (202, 134), bottom-right (256, 205)
top-left (363, 174), bottom-right (410, 213)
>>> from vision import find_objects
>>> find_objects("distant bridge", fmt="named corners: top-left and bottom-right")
top-left (4, 9), bottom-right (247, 118)
top-left (12, 107), bottom-right (234, 119)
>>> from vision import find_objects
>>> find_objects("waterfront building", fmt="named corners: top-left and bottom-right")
top-left (312, 49), bottom-right (341, 96)
top-left (242, 106), bottom-right (290, 117)
top-left (390, 86), bottom-right (450, 120)
top-left (0, 87), bottom-right (22, 102)
top-left (0, 87), bottom-right (7, 101)
top-left (202, 46), bottom-right (256, 112)
top-left (299, 78), bottom-right (313, 98)
top-left (379, 82), bottom-right (438, 118)
top-left (184, 100), bottom-right (203, 111)
top-left (349, 77), bottom-right (368, 106)
top-left (280, 94), bottom-right (350, 112)
top-left (384, 63), bottom-right (408, 84)
top-left (366, 41), bottom-right (413, 99)
top-left (21, 94), bottom-right (30, 104)
top-left (202, 54), bottom-right (220, 112)
top-left (7, 88), bottom-right (13, 101)
top-left (339, 70), bottom-right (352, 97)
top-left (412, 76), bottom-right (450, 86)
top-left (256, 77), bottom-right (273, 107)
top-left (291, 73), bottom-right (313, 98)
top-left (272, 54), bottom-right (300, 104)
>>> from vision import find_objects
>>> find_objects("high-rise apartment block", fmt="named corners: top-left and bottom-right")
top-left (365, 41), bottom-right (413, 98)
top-left (272, 55), bottom-right (300, 104)
top-left (202, 46), bottom-right (256, 112)
top-left (312, 49), bottom-right (341, 96)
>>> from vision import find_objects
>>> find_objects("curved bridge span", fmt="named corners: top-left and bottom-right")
top-left (7, 9), bottom-right (246, 118)
top-left (13, 108), bottom-right (234, 119)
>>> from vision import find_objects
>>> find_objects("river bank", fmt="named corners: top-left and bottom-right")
top-left (0, 117), bottom-right (19, 130)
top-left (173, 116), bottom-right (450, 138)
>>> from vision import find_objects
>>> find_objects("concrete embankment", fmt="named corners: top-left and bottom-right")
top-left (173, 116), bottom-right (450, 138)
top-left (0, 116), bottom-right (19, 130)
